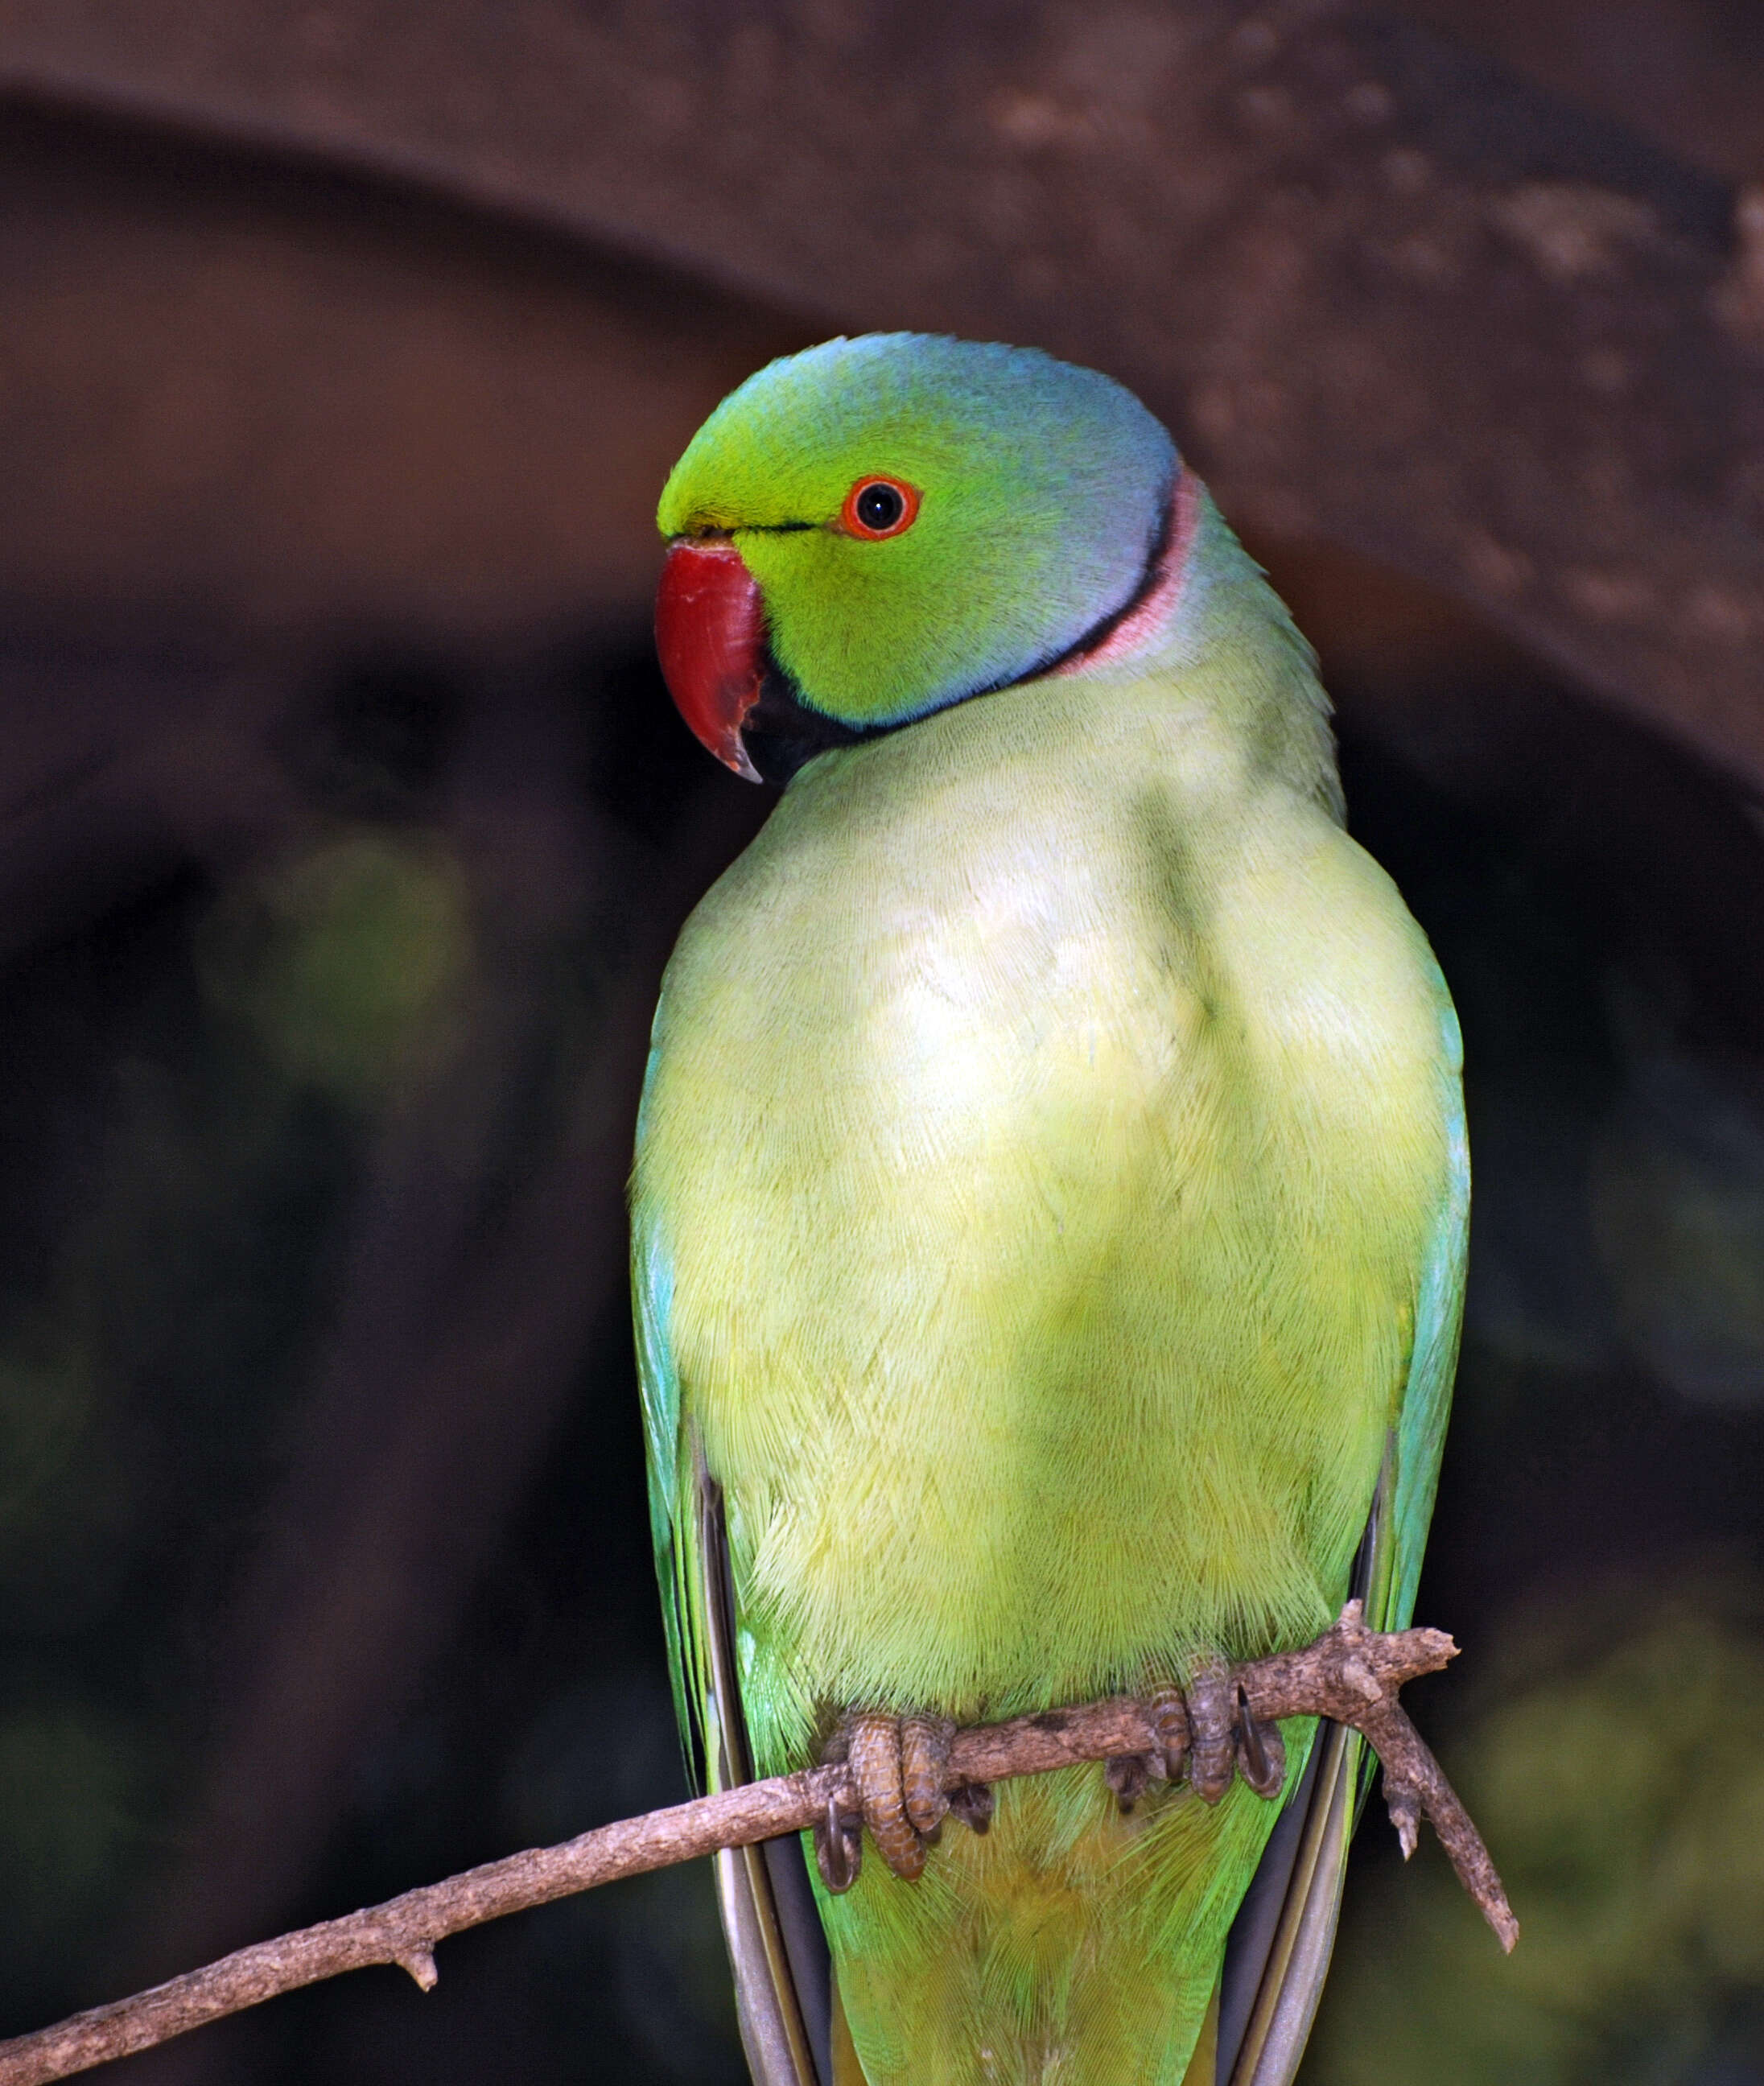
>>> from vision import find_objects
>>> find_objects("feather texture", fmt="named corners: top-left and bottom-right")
top-left (633, 340), bottom-right (1465, 2084)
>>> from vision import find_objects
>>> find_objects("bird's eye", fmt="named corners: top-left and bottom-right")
top-left (840, 476), bottom-right (921, 540)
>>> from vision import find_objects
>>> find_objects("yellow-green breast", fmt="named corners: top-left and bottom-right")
top-left (635, 657), bottom-right (1454, 1766)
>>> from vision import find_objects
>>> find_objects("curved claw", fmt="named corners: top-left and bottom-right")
top-left (948, 1779), bottom-right (995, 1834)
top-left (1105, 1752), bottom-right (1152, 1811)
top-left (814, 1790), bottom-right (863, 1893)
top-left (1235, 1683), bottom-right (1288, 1799)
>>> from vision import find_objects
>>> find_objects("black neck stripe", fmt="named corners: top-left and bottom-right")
top-left (741, 475), bottom-right (1177, 786)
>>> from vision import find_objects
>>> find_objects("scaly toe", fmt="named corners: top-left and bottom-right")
top-left (901, 1713), bottom-right (955, 1842)
top-left (1111, 1684), bottom-right (1193, 1812)
top-left (1148, 1683), bottom-right (1191, 1784)
top-left (1186, 1659), bottom-right (1237, 1804)
top-left (848, 1711), bottom-right (930, 1881)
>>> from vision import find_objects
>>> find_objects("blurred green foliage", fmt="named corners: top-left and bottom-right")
top-left (198, 831), bottom-right (475, 1107)
top-left (0, 1698), bottom-right (138, 1974)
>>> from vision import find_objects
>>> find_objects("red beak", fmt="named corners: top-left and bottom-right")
top-left (655, 539), bottom-right (766, 782)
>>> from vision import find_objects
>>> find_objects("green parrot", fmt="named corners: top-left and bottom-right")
top-left (631, 335), bottom-right (1466, 2086)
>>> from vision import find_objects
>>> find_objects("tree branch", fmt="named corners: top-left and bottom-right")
top-left (0, 1603), bottom-right (1514, 2086)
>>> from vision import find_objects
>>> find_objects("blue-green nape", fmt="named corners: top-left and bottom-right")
top-left (655, 334), bottom-right (1178, 731)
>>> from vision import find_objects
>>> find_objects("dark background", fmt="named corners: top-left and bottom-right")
top-left (0, 3), bottom-right (1759, 2081)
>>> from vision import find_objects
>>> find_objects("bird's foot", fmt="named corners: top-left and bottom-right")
top-left (1106, 1659), bottom-right (1287, 1813)
top-left (814, 1711), bottom-right (988, 1893)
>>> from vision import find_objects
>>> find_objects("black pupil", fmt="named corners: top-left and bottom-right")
top-left (855, 482), bottom-right (905, 532)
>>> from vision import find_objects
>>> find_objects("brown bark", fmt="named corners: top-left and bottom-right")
top-left (0, 0), bottom-right (1757, 785)
top-left (0, 1604), bottom-right (1515, 2086)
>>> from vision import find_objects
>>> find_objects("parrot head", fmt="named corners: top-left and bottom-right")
top-left (654, 334), bottom-right (1180, 782)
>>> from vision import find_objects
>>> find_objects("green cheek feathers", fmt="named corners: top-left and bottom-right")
top-left (657, 334), bottom-right (1178, 730)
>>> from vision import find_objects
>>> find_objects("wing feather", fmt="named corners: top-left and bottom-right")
top-left (635, 1193), bottom-right (830, 2085)
top-left (1219, 1016), bottom-right (1469, 2085)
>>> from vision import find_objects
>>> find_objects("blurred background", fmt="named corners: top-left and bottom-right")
top-left (0, 2), bottom-right (1758, 2082)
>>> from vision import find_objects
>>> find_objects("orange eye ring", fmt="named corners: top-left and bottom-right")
top-left (839, 476), bottom-right (921, 540)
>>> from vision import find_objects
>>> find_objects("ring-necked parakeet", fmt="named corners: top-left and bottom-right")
top-left (631, 336), bottom-right (1466, 2086)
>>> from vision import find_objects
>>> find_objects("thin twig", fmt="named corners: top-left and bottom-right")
top-left (0, 1604), bottom-right (1514, 2086)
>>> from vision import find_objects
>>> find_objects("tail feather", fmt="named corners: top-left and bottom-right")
top-left (831, 1970), bottom-right (864, 2086)
top-left (1217, 1722), bottom-right (1358, 2084)
top-left (1216, 1445), bottom-right (1394, 2084)
top-left (699, 1461), bottom-right (829, 2085)
top-left (703, 1451), bottom-right (1395, 2086)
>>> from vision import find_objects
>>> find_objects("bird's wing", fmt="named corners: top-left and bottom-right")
top-left (1385, 1003), bottom-right (1472, 1640)
top-left (1218, 1014), bottom-right (1469, 2086)
top-left (634, 1209), bottom-right (833, 2086)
